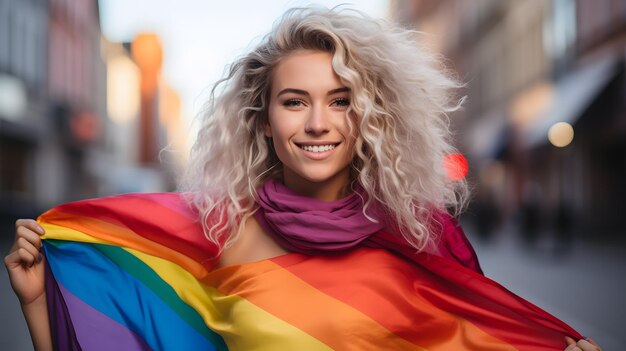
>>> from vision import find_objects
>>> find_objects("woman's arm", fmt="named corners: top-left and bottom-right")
top-left (21, 293), bottom-right (52, 351)
top-left (4, 219), bottom-right (53, 351)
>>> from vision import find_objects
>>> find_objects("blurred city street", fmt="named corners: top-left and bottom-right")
top-left (1, 0), bottom-right (625, 350)
top-left (466, 222), bottom-right (626, 351)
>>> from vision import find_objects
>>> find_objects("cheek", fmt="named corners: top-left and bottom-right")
top-left (266, 120), bottom-right (291, 156)
top-left (268, 111), bottom-right (298, 143)
top-left (337, 109), bottom-right (356, 133)
top-left (340, 114), bottom-right (359, 145)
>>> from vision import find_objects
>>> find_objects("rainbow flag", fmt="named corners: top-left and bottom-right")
top-left (39, 193), bottom-right (582, 350)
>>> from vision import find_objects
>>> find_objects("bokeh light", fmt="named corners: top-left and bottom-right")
top-left (548, 122), bottom-right (574, 147)
top-left (444, 153), bottom-right (469, 181)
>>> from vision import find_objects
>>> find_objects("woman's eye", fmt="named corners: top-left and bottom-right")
top-left (283, 99), bottom-right (304, 107)
top-left (332, 98), bottom-right (350, 107)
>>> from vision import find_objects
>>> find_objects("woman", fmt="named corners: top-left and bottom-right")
top-left (5, 6), bottom-right (601, 351)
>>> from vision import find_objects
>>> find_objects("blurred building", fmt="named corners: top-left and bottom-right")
top-left (46, 0), bottom-right (106, 203)
top-left (0, 0), bottom-right (62, 223)
top-left (100, 35), bottom-right (183, 194)
top-left (0, 1), bottom-right (183, 233)
top-left (392, 0), bottom-right (626, 239)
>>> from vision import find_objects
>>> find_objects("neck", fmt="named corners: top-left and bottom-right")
top-left (282, 170), bottom-right (351, 202)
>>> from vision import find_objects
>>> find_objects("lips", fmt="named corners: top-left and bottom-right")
top-left (295, 142), bottom-right (340, 159)
top-left (296, 142), bottom-right (340, 151)
top-left (295, 141), bottom-right (340, 147)
top-left (300, 144), bottom-right (335, 152)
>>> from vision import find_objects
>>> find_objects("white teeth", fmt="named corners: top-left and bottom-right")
top-left (301, 144), bottom-right (336, 152)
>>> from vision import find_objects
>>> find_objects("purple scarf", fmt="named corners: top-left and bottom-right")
top-left (254, 179), bottom-right (387, 254)
top-left (254, 179), bottom-right (483, 274)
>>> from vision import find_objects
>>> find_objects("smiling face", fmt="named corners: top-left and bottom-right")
top-left (266, 50), bottom-right (356, 201)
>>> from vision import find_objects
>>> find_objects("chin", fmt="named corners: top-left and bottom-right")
top-left (298, 168), bottom-right (349, 185)
top-left (299, 172), bottom-right (336, 184)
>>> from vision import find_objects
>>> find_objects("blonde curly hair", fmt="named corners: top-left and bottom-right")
top-left (180, 6), bottom-right (469, 254)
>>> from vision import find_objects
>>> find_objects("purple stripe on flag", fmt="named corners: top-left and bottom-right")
top-left (56, 282), bottom-right (152, 351)
top-left (45, 254), bottom-right (82, 350)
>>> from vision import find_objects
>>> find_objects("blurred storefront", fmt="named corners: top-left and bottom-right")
top-left (392, 0), bottom-right (626, 240)
top-left (1, 0), bottom-right (57, 223)
top-left (0, 0), bottom-right (184, 235)
top-left (46, 0), bottom-right (106, 204)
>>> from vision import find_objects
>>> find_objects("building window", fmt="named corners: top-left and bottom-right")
top-left (545, 0), bottom-right (577, 61)
top-left (0, 0), bottom-right (10, 70)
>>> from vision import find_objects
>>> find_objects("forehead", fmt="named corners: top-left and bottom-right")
top-left (271, 50), bottom-right (342, 91)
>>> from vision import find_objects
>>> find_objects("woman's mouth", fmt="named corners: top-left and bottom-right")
top-left (299, 144), bottom-right (337, 153)
top-left (295, 142), bottom-right (340, 159)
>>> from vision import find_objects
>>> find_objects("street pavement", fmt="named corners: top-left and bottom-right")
top-left (467, 223), bottom-right (625, 351)
top-left (1, 237), bottom-right (33, 351)
top-left (1, 225), bottom-right (624, 350)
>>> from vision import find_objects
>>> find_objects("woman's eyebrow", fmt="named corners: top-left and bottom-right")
top-left (276, 86), bottom-right (350, 98)
top-left (327, 87), bottom-right (350, 95)
top-left (277, 88), bottom-right (308, 97)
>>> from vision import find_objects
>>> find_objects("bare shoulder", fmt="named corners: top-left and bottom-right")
top-left (215, 215), bottom-right (289, 269)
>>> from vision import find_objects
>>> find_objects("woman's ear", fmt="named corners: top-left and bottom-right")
top-left (264, 123), bottom-right (272, 137)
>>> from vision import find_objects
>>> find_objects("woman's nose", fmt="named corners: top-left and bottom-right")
top-left (304, 105), bottom-right (330, 135)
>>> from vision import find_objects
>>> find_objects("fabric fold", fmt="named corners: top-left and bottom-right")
top-left (255, 178), bottom-right (483, 273)
top-left (40, 192), bottom-right (582, 350)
